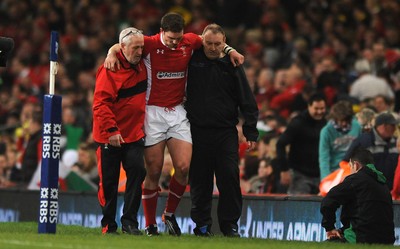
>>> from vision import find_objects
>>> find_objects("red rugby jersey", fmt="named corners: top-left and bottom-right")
top-left (143, 33), bottom-right (202, 107)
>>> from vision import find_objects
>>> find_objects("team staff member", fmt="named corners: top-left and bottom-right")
top-left (105, 13), bottom-right (244, 236)
top-left (93, 27), bottom-right (147, 235)
top-left (186, 24), bottom-right (259, 237)
top-left (320, 148), bottom-right (395, 244)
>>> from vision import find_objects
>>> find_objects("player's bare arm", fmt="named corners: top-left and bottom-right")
top-left (104, 44), bottom-right (121, 71)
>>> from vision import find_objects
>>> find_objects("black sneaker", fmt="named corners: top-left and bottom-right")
top-left (122, 225), bottom-right (143, 235)
top-left (162, 214), bottom-right (181, 236)
top-left (145, 224), bottom-right (160, 236)
top-left (223, 229), bottom-right (240, 238)
top-left (193, 225), bottom-right (214, 237)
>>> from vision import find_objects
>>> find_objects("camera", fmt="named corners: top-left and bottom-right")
top-left (0, 37), bottom-right (14, 67)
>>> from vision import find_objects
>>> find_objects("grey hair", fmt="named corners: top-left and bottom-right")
top-left (202, 23), bottom-right (225, 37)
top-left (119, 27), bottom-right (143, 45)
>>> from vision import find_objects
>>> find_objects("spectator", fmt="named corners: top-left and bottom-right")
top-left (4, 145), bottom-right (18, 185)
top-left (269, 63), bottom-right (306, 118)
top-left (245, 157), bottom-right (275, 194)
top-left (370, 42), bottom-right (388, 76)
top-left (71, 143), bottom-right (98, 185)
top-left (355, 107), bottom-right (376, 133)
top-left (349, 58), bottom-right (394, 102)
top-left (255, 132), bottom-right (285, 193)
top-left (61, 106), bottom-right (84, 151)
top-left (0, 153), bottom-right (12, 188)
top-left (14, 101), bottom-right (40, 155)
top-left (314, 56), bottom-right (346, 107)
top-left (10, 110), bottom-right (42, 187)
top-left (254, 67), bottom-right (276, 114)
top-left (373, 94), bottom-right (392, 114)
top-left (319, 100), bottom-right (362, 180)
top-left (320, 148), bottom-right (395, 244)
top-left (276, 94), bottom-right (327, 195)
top-left (343, 112), bottom-right (399, 192)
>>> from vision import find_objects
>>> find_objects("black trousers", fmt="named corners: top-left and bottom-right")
top-left (97, 139), bottom-right (146, 230)
top-left (189, 125), bottom-right (242, 233)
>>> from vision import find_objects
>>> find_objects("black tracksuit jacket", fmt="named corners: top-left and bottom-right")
top-left (185, 49), bottom-right (258, 140)
top-left (320, 166), bottom-right (395, 244)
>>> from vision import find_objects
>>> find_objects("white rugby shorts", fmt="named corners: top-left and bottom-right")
top-left (144, 104), bottom-right (192, 146)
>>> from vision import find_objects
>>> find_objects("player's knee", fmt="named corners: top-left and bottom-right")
top-left (175, 163), bottom-right (189, 177)
top-left (146, 169), bottom-right (161, 183)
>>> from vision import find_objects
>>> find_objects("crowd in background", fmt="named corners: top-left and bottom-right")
top-left (1, 0), bottom-right (400, 196)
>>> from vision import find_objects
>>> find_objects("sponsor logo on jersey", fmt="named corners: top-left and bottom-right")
top-left (157, 71), bottom-right (185, 79)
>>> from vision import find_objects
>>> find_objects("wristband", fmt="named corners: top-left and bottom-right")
top-left (223, 45), bottom-right (236, 55)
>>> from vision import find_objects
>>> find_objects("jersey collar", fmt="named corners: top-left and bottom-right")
top-left (160, 32), bottom-right (176, 50)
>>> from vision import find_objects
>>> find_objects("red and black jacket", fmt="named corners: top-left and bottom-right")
top-left (92, 51), bottom-right (147, 144)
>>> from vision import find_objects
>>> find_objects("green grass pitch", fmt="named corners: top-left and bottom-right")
top-left (0, 222), bottom-right (393, 249)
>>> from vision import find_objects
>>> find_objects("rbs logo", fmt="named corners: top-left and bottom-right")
top-left (42, 123), bottom-right (61, 159)
top-left (39, 187), bottom-right (58, 223)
